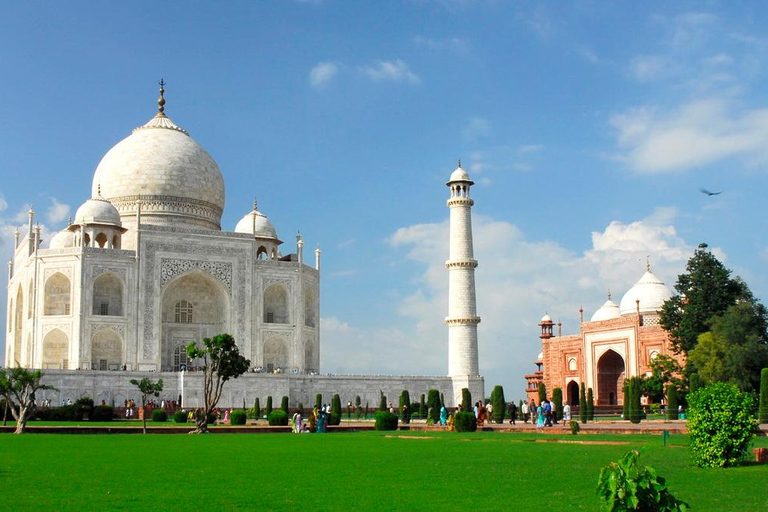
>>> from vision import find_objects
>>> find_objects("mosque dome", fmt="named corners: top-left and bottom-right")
top-left (537, 352), bottom-right (544, 361)
top-left (91, 84), bottom-right (225, 231)
top-left (234, 203), bottom-right (278, 239)
top-left (48, 229), bottom-right (76, 249)
top-left (447, 162), bottom-right (473, 184)
top-left (540, 314), bottom-right (553, 324)
top-left (591, 297), bottom-right (621, 322)
top-left (74, 197), bottom-right (122, 227)
top-left (619, 268), bottom-right (672, 316)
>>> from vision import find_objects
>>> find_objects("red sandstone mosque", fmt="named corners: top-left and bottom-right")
top-left (526, 262), bottom-right (685, 406)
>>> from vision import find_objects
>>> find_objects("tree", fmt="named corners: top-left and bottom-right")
top-left (254, 397), bottom-right (261, 419)
top-left (280, 396), bottom-right (289, 414)
top-left (426, 389), bottom-right (441, 424)
top-left (538, 382), bottom-right (547, 405)
top-left (0, 367), bottom-right (56, 434)
top-left (628, 377), bottom-right (642, 424)
top-left (688, 301), bottom-right (768, 392)
top-left (622, 380), bottom-right (630, 420)
top-left (642, 354), bottom-right (684, 403)
top-left (419, 394), bottom-right (426, 418)
top-left (399, 390), bottom-right (411, 424)
top-left (266, 396), bottom-right (273, 416)
top-left (586, 388), bottom-right (594, 421)
top-left (461, 388), bottom-right (472, 412)
top-left (186, 333), bottom-right (250, 434)
top-left (330, 394), bottom-right (342, 426)
top-left (688, 373), bottom-right (702, 395)
top-left (579, 383), bottom-right (587, 424)
top-left (666, 384), bottom-right (679, 420)
top-left (379, 391), bottom-right (387, 411)
top-left (759, 368), bottom-right (768, 424)
top-left (129, 377), bottom-right (164, 434)
top-left (552, 387), bottom-right (563, 422)
top-left (660, 243), bottom-right (751, 356)
top-left (491, 385), bottom-right (505, 424)
top-left (315, 393), bottom-right (322, 410)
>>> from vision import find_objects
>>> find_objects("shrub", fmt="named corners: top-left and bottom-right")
top-left (207, 412), bottom-right (218, 425)
top-left (426, 389), bottom-right (441, 424)
top-left (688, 372), bottom-right (702, 395)
top-left (580, 383), bottom-right (588, 424)
top-left (268, 410), bottom-right (289, 426)
top-left (538, 382), bottom-right (547, 405)
top-left (628, 377), bottom-right (642, 424)
top-left (419, 394), bottom-right (426, 418)
top-left (569, 420), bottom-right (580, 435)
top-left (173, 411), bottom-right (188, 423)
top-left (266, 396), bottom-right (273, 416)
top-left (454, 411), bottom-right (477, 432)
top-left (297, 403), bottom-right (304, 415)
top-left (666, 385), bottom-right (679, 420)
top-left (151, 409), bottom-right (168, 423)
top-left (461, 388), bottom-right (472, 412)
top-left (281, 396), bottom-right (289, 414)
top-left (687, 382), bottom-right (757, 467)
top-left (374, 411), bottom-right (398, 431)
top-left (552, 387), bottom-right (563, 422)
top-left (254, 398), bottom-right (261, 419)
top-left (399, 390), bottom-right (411, 424)
top-left (330, 394), bottom-right (342, 426)
top-left (622, 380), bottom-right (630, 419)
top-left (379, 391), bottom-right (387, 411)
top-left (230, 410), bottom-right (247, 425)
top-left (586, 388), bottom-right (594, 421)
top-left (597, 450), bottom-right (688, 511)
top-left (759, 368), bottom-right (768, 424)
top-left (92, 405), bottom-right (114, 422)
top-left (491, 385), bottom-right (505, 424)
top-left (75, 397), bottom-right (94, 421)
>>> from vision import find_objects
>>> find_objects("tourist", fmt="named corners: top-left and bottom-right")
top-left (476, 401), bottom-right (486, 427)
top-left (521, 401), bottom-right (528, 423)
top-left (486, 402), bottom-right (494, 423)
top-left (563, 403), bottom-right (571, 421)
top-left (529, 399), bottom-right (536, 424)
top-left (388, 401), bottom-right (394, 414)
top-left (543, 400), bottom-right (552, 427)
top-left (536, 403), bottom-right (544, 427)
top-left (439, 405), bottom-right (448, 426)
top-left (550, 399), bottom-right (557, 424)
top-left (508, 401), bottom-right (517, 425)
top-left (292, 410), bottom-right (302, 433)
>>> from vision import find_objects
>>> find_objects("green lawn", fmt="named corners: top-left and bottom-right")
top-left (1, 431), bottom-right (766, 511)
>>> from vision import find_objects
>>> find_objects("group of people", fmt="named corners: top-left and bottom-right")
top-left (291, 404), bottom-right (332, 433)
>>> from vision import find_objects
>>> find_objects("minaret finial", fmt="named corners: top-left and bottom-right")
top-left (646, 256), bottom-right (651, 272)
top-left (253, 198), bottom-right (258, 211)
top-left (458, 159), bottom-right (461, 168)
top-left (67, 216), bottom-right (72, 226)
top-left (157, 78), bottom-right (166, 117)
top-left (97, 183), bottom-right (102, 197)
top-left (607, 289), bottom-right (611, 300)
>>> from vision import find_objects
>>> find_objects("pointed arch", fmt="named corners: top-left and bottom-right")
top-left (43, 328), bottom-right (69, 369)
top-left (263, 284), bottom-right (289, 324)
top-left (95, 232), bottom-right (108, 248)
top-left (263, 337), bottom-right (288, 373)
top-left (597, 349), bottom-right (625, 406)
top-left (93, 272), bottom-right (123, 316)
top-left (91, 330), bottom-right (123, 370)
top-left (304, 289), bottom-right (317, 328)
top-left (566, 380), bottom-right (580, 406)
top-left (44, 272), bottom-right (71, 316)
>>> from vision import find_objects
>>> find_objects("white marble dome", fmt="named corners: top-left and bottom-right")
top-left (591, 298), bottom-right (621, 321)
top-left (91, 113), bottom-right (225, 230)
top-left (74, 197), bottom-right (121, 227)
top-left (449, 165), bottom-right (472, 183)
top-left (619, 270), bottom-right (673, 315)
top-left (234, 207), bottom-right (278, 239)
top-left (48, 229), bottom-right (75, 249)
top-left (540, 314), bottom-right (553, 323)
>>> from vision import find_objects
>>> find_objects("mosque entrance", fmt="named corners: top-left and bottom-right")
top-left (596, 350), bottom-right (625, 405)
top-left (566, 380), bottom-right (580, 405)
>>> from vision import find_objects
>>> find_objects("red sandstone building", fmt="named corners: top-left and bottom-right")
top-left (526, 264), bottom-right (685, 406)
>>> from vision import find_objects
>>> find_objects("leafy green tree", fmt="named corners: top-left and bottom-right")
top-left (622, 380), bottom-right (630, 420)
top-left (280, 396), bottom-right (289, 414)
top-left (587, 388), bottom-right (595, 421)
top-left (688, 301), bottom-right (768, 392)
top-left (0, 367), bottom-right (56, 434)
top-left (186, 333), bottom-right (250, 434)
top-left (759, 368), bottom-right (768, 424)
top-left (419, 394), bottom-right (426, 418)
top-left (129, 377), bottom-right (164, 434)
top-left (379, 391), bottom-right (387, 411)
top-left (266, 396), bottom-right (273, 416)
top-left (642, 355), bottom-right (684, 403)
top-left (426, 389), bottom-right (441, 424)
top-left (660, 243), bottom-right (753, 355)
top-left (355, 395), bottom-right (362, 419)
top-left (254, 397), bottom-right (261, 419)
top-left (538, 382), bottom-right (547, 405)
top-left (687, 382), bottom-right (757, 467)
top-left (688, 373), bottom-right (702, 395)
top-left (628, 377), bottom-right (642, 424)
top-left (491, 385), bottom-right (505, 424)
top-left (552, 388), bottom-right (563, 422)
top-left (315, 393), bottom-right (322, 410)
top-left (580, 382), bottom-right (587, 424)
top-left (461, 388), bottom-right (472, 412)
top-left (666, 384), bottom-right (679, 420)
top-left (399, 390), bottom-right (411, 424)
top-left (330, 394), bottom-right (342, 426)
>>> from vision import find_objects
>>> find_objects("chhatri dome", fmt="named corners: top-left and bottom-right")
top-left (91, 80), bottom-right (225, 231)
top-left (73, 188), bottom-right (122, 227)
top-left (234, 200), bottom-right (279, 239)
top-left (619, 262), bottom-right (673, 316)
top-left (591, 292), bottom-right (621, 321)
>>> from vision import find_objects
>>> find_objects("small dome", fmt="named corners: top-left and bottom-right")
top-left (450, 166), bottom-right (471, 182)
top-left (619, 270), bottom-right (672, 315)
top-left (49, 229), bottom-right (75, 249)
top-left (74, 197), bottom-right (121, 227)
top-left (591, 299), bottom-right (621, 321)
top-left (234, 206), bottom-right (278, 239)
top-left (540, 314), bottom-right (553, 324)
top-left (537, 352), bottom-right (544, 360)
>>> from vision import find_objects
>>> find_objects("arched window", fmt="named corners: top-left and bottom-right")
top-left (43, 329), bottom-right (69, 369)
top-left (304, 291), bottom-right (317, 328)
top-left (83, 233), bottom-right (91, 246)
top-left (257, 246), bottom-right (268, 260)
top-left (95, 232), bottom-right (108, 248)
top-left (91, 330), bottom-right (122, 370)
top-left (263, 338), bottom-right (288, 373)
top-left (44, 272), bottom-right (71, 316)
top-left (93, 273), bottom-right (123, 316)
top-left (263, 284), bottom-right (289, 324)
top-left (568, 357), bottom-right (577, 371)
top-left (175, 300), bottom-right (193, 323)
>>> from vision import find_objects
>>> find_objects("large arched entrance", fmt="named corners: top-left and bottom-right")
top-left (566, 380), bottom-right (580, 406)
top-left (597, 350), bottom-right (625, 405)
top-left (161, 271), bottom-right (230, 371)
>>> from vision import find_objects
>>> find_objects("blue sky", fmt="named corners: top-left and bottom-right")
top-left (2, 1), bottom-right (768, 400)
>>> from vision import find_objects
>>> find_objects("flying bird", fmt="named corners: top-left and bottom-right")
top-left (700, 188), bottom-right (722, 196)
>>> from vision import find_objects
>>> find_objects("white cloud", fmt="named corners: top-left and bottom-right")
top-left (46, 198), bottom-right (70, 224)
top-left (414, 36), bottom-right (469, 54)
top-left (518, 144), bottom-right (544, 154)
top-left (359, 60), bottom-right (421, 84)
top-left (462, 117), bottom-right (491, 142)
top-left (309, 62), bottom-right (339, 88)
top-left (610, 98), bottom-right (768, 173)
top-left (627, 55), bottom-right (669, 81)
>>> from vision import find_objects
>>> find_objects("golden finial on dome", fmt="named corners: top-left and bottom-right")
top-left (157, 78), bottom-right (167, 117)
top-left (253, 198), bottom-right (258, 211)
top-left (607, 289), bottom-right (612, 300)
top-left (97, 183), bottom-right (102, 197)
top-left (646, 256), bottom-right (651, 272)
top-left (458, 159), bottom-right (462, 168)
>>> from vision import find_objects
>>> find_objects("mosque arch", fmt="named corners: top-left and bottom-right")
top-left (91, 330), bottom-right (123, 370)
top-left (160, 271), bottom-right (229, 371)
top-left (566, 380), bottom-right (580, 406)
top-left (83, 233), bottom-right (91, 246)
top-left (14, 286), bottom-right (23, 365)
top-left (263, 284), bottom-right (289, 324)
top-left (44, 272), bottom-right (71, 316)
top-left (567, 357), bottom-right (577, 371)
top-left (92, 273), bottom-right (123, 316)
top-left (42, 328), bottom-right (69, 369)
top-left (304, 290), bottom-right (317, 328)
top-left (95, 232), bottom-right (108, 248)
top-left (257, 246), bottom-right (268, 260)
top-left (304, 339), bottom-right (317, 373)
top-left (263, 337), bottom-right (288, 373)
top-left (596, 349), bottom-right (625, 406)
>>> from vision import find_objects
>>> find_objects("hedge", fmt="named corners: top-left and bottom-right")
top-left (268, 410), bottom-right (289, 426)
top-left (374, 411), bottom-right (398, 431)
top-left (173, 411), bottom-right (188, 423)
top-left (151, 409), bottom-right (168, 422)
top-left (454, 411), bottom-right (477, 432)
top-left (230, 410), bottom-right (247, 425)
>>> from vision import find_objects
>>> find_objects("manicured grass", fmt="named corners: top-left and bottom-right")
top-left (0, 431), bottom-right (766, 511)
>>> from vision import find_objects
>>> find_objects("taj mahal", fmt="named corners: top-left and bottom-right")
top-left (4, 84), bottom-right (484, 407)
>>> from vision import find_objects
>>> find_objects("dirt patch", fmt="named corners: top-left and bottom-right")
top-left (384, 435), bottom-right (435, 440)
top-left (525, 439), bottom-right (631, 445)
